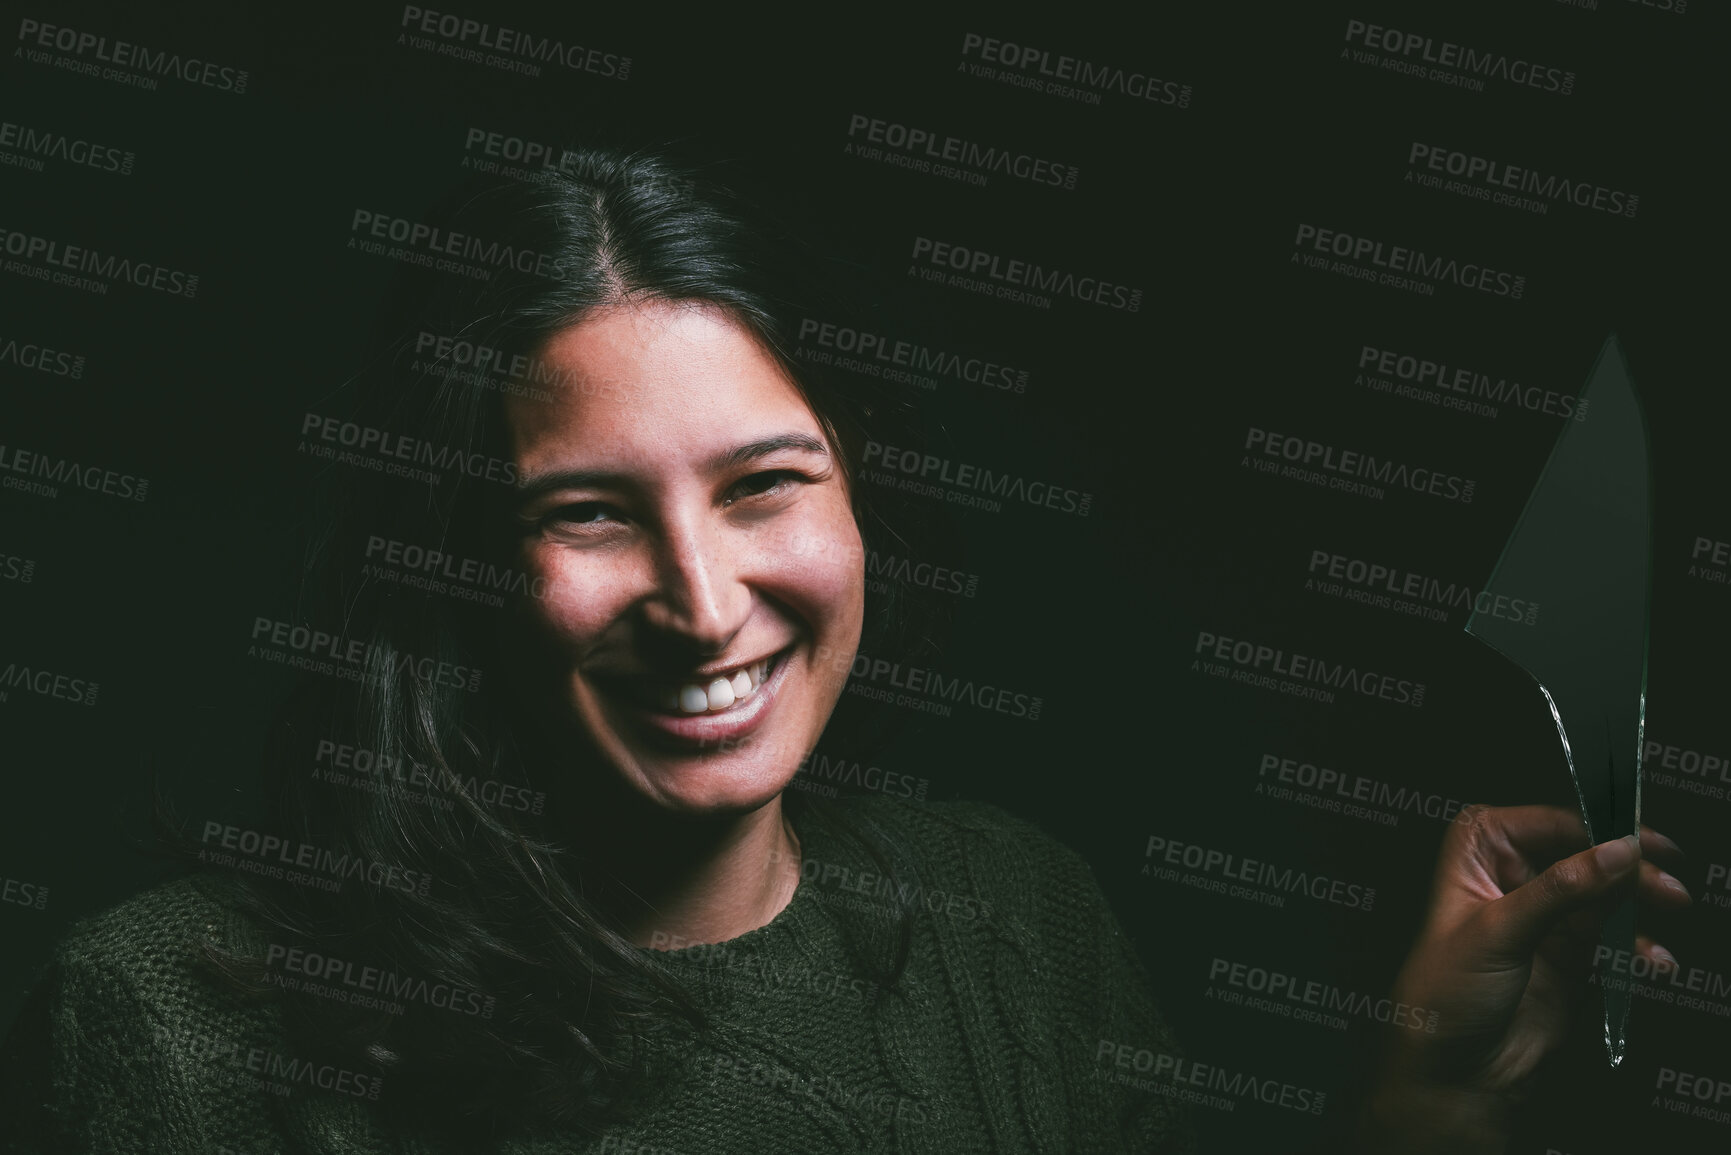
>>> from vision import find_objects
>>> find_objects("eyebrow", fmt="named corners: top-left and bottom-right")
top-left (513, 432), bottom-right (831, 505)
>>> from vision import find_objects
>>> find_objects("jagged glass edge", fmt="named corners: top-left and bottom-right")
top-left (1604, 334), bottom-right (1653, 1070)
top-left (1461, 332), bottom-right (1653, 1069)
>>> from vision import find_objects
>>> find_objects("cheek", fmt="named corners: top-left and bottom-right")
top-left (519, 546), bottom-right (637, 649)
top-left (765, 501), bottom-right (864, 638)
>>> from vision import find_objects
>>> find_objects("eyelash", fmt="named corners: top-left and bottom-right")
top-left (540, 470), bottom-right (810, 531)
top-left (722, 469), bottom-right (804, 506)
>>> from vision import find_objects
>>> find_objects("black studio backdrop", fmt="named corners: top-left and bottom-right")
top-left (2, 3), bottom-right (1727, 1152)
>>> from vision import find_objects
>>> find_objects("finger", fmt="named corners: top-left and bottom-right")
top-left (1449, 807), bottom-right (1675, 868)
top-left (1478, 834), bottom-right (1642, 962)
top-left (1460, 811), bottom-right (1681, 895)
top-left (1634, 933), bottom-right (1679, 976)
top-left (1451, 803), bottom-right (1589, 863)
top-left (1441, 805), bottom-right (1589, 904)
top-left (1638, 860), bottom-right (1692, 907)
top-left (1639, 826), bottom-right (1685, 871)
top-left (1448, 805), bottom-right (1595, 895)
top-left (1537, 874), bottom-right (1684, 980)
top-left (1555, 933), bottom-right (1679, 991)
top-left (1550, 867), bottom-right (1686, 958)
top-left (1537, 908), bottom-right (1617, 983)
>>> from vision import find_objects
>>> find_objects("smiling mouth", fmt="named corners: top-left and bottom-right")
top-left (639, 649), bottom-right (786, 715)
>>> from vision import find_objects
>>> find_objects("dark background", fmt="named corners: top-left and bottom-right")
top-left (3, 2), bottom-right (1726, 1151)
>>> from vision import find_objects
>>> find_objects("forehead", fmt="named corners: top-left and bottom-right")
top-left (504, 300), bottom-right (818, 470)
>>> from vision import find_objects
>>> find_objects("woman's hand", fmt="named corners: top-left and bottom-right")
top-left (1353, 804), bottom-right (1691, 1154)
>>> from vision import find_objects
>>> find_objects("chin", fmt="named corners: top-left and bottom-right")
top-left (580, 708), bottom-right (812, 819)
top-left (635, 756), bottom-right (794, 816)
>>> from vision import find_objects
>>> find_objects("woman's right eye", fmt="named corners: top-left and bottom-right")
top-left (542, 502), bottom-right (624, 532)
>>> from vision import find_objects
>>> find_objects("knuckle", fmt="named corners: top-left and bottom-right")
top-left (1541, 857), bottom-right (1585, 901)
top-left (1455, 802), bottom-right (1492, 827)
top-left (1449, 803), bottom-right (1493, 847)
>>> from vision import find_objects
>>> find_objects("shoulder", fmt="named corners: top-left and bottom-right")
top-left (28, 871), bottom-right (281, 1062)
top-left (57, 870), bottom-right (255, 948)
top-left (0, 874), bottom-right (310, 1152)
top-left (51, 871), bottom-right (264, 986)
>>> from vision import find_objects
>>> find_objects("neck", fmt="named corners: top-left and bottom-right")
top-left (540, 757), bottom-right (804, 950)
top-left (613, 798), bottom-right (803, 950)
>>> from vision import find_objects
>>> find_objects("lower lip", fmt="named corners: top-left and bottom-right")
top-left (615, 649), bottom-right (794, 747)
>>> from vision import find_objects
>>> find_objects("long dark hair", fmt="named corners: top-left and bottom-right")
top-left (202, 147), bottom-right (953, 1137)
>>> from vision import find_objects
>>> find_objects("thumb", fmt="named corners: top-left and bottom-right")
top-left (1478, 833), bottom-right (1641, 962)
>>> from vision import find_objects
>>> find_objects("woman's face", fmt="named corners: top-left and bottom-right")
top-left (501, 299), bottom-right (864, 815)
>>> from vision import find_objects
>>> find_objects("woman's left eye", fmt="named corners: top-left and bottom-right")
top-left (724, 470), bottom-right (803, 506)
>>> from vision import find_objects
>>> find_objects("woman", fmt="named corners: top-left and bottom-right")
top-left (0, 149), bottom-right (1690, 1154)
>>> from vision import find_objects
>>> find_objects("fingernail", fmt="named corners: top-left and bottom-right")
top-left (1651, 945), bottom-right (1678, 972)
top-left (1659, 872), bottom-right (1691, 900)
top-left (1594, 834), bottom-right (1641, 871)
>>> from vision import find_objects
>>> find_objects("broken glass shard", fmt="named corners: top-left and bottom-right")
top-left (1464, 333), bottom-right (1650, 1068)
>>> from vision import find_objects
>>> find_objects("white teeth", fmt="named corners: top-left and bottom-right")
top-left (664, 656), bottom-right (773, 714)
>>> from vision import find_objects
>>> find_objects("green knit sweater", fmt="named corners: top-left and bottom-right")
top-left (0, 795), bottom-right (1195, 1153)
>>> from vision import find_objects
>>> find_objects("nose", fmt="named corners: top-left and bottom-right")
top-left (639, 511), bottom-right (751, 653)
